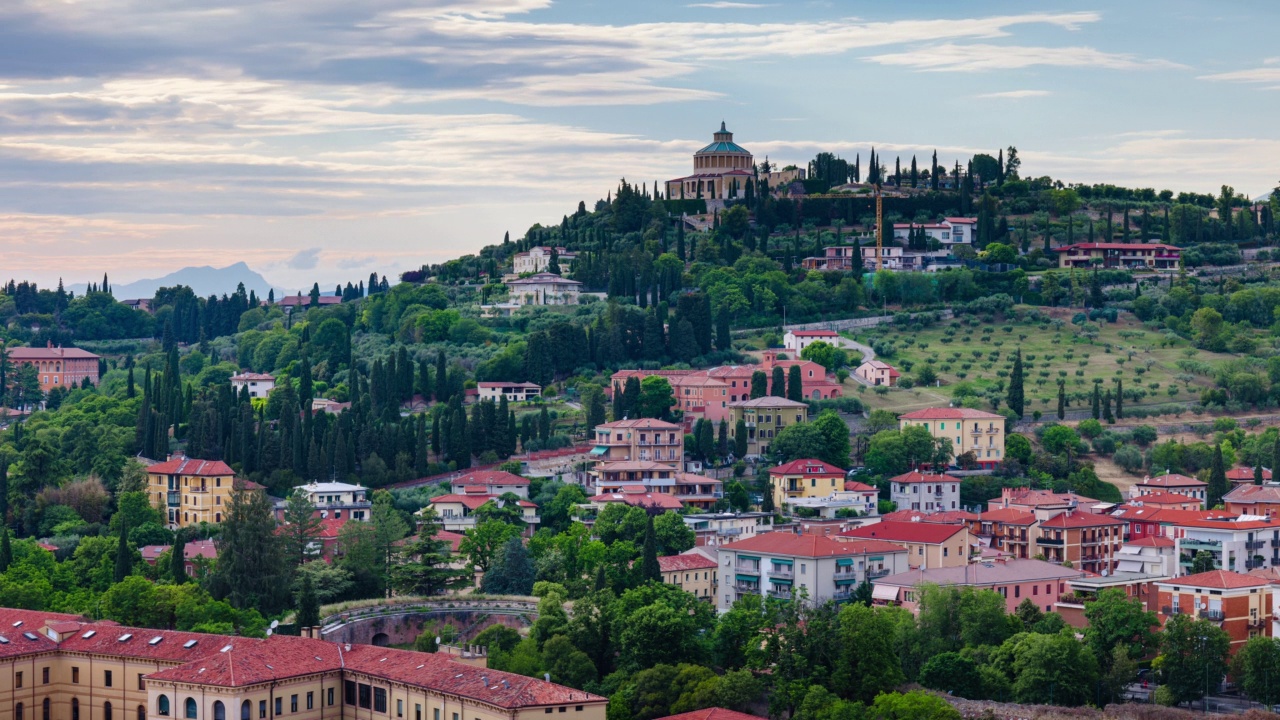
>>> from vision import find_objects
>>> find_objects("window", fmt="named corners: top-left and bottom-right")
top-left (274, 699), bottom-right (282, 717)
top-left (397, 700), bottom-right (404, 718)
top-left (104, 670), bottom-right (112, 687)
top-left (306, 694), bottom-right (313, 711)
top-left (138, 675), bottom-right (145, 691)
top-left (42, 700), bottom-right (49, 720)
top-left (259, 702), bottom-right (266, 720)
top-left (345, 681), bottom-right (357, 706)
top-left (16, 704), bottom-right (22, 720)
top-left (16, 671), bottom-right (22, 688)
top-left (358, 684), bottom-right (372, 710)
top-left (160, 698), bottom-right (172, 716)
top-left (327, 690), bottom-right (334, 707)
top-left (1015, 586), bottom-right (1021, 598)
top-left (73, 667), bottom-right (80, 683)
top-left (434, 710), bottom-right (440, 720)
top-left (186, 699), bottom-right (198, 720)
top-left (416, 706), bottom-right (422, 720)
top-left (105, 705), bottom-right (114, 720)
top-left (42, 667), bottom-right (49, 684)
top-left (290, 696), bottom-right (297, 713)
top-left (73, 699), bottom-right (80, 720)
top-left (374, 688), bottom-right (387, 713)
top-left (242, 701), bottom-right (251, 720)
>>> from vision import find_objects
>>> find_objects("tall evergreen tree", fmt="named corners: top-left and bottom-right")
top-left (787, 366), bottom-right (803, 402)
top-left (114, 519), bottom-right (132, 582)
top-left (215, 483), bottom-right (290, 614)
top-left (1057, 381), bottom-right (1066, 420)
top-left (1091, 384), bottom-right (1101, 420)
top-left (1114, 379), bottom-right (1123, 419)
top-left (750, 370), bottom-right (768, 399)
top-left (1102, 389), bottom-right (1114, 423)
top-left (1007, 349), bottom-right (1025, 418)
top-left (171, 528), bottom-right (187, 584)
top-left (0, 529), bottom-right (11, 573)
top-left (641, 516), bottom-right (661, 583)
top-left (296, 573), bottom-right (320, 629)
top-left (1209, 444), bottom-right (1228, 508)
top-left (771, 367), bottom-right (786, 397)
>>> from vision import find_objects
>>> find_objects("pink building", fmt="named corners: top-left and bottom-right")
top-left (672, 374), bottom-right (732, 423)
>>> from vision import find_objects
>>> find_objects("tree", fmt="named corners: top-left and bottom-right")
top-left (170, 528), bottom-right (187, 584)
top-left (1008, 631), bottom-right (1099, 706)
top-left (280, 489), bottom-right (323, 566)
top-left (1041, 425), bottom-right (1081, 456)
top-left (918, 652), bottom-right (983, 699)
top-left (800, 342), bottom-right (847, 372)
top-left (750, 371), bottom-right (768, 399)
top-left (1057, 381), bottom-right (1066, 420)
top-left (214, 483), bottom-right (289, 615)
top-left (868, 691), bottom-right (960, 720)
top-left (0, 529), bottom-right (11, 573)
top-left (734, 420), bottom-right (748, 458)
top-left (482, 537), bottom-right (536, 595)
top-left (1007, 349), bottom-right (1025, 418)
top-left (833, 604), bottom-right (905, 704)
top-left (1191, 549), bottom-right (1216, 574)
top-left (391, 508), bottom-right (468, 596)
top-left (1208, 444), bottom-right (1228, 508)
top-left (1159, 614), bottom-right (1231, 705)
top-left (460, 521), bottom-right (522, 572)
top-left (1100, 643), bottom-right (1139, 707)
top-left (638, 376), bottom-right (675, 420)
top-left (640, 516), bottom-right (661, 583)
top-left (771, 367), bottom-right (785, 397)
top-left (296, 572), bottom-right (320, 629)
top-left (113, 521), bottom-right (132, 582)
top-left (653, 512), bottom-right (695, 554)
top-left (787, 366), bottom-right (804, 402)
top-left (1084, 588), bottom-right (1159, 668)
top-left (1232, 637), bottom-right (1280, 707)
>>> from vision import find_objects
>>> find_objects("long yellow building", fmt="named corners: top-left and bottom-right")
top-left (146, 457), bottom-right (249, 529)
top-left (0, 609), bottom-right (604, 720)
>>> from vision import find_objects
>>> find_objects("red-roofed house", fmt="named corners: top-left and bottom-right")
top-left (1227, 466), bottom-right (1272, 486)
top-left (873, 559), bottom-right (1087, 614)
top-left (783, 329), bottom-right (840, 354)
top-left (427, 492), bottom-right (539, 534)
top-left (717, 533), bottom-right (910, 610)
top-left (1123, 492), bottom-right (1204, 511)
top-left (8, 343), bottom-right (100, 391)
top-left (139, 539), bottom-right (218, 576)
top-left (1171, 515), bottom-right (1280, 575)
top-left (888, 470), bottom-right (961, 513)
top-left (1037, 511), bottom-right (1126, 574)
top-left (769, 459), bottom-right (847, 508)
top-left (657, 709), bottom-right (759, 720)
top-left (230, 372), bottom-right (275, 399)
top-left (658, 553), bottom-right (719, 601)
top-left (146, 455), bottom-right (240, 529)
top-left (838, 521), bottom-right (970, 569)
top-left (584, 488), bottom-right (686, 513)
top-left (451, 470), bottom-right (531, 499)
top-left (1055, 242), bottom-right (1181, 269)
top-left (898, 407), bottom-right (1005, 468)
top-left (1155, 571), bottom-right (1271, 651)
top-left (989, 487), bottom-right (1101, 520)
top-left (967, 509), bottom-right (1040, 560)
top-left (854, 360), bottom-right (899, 387)
top-left (1132, 473), bottom-right (1206, 505)
top-left (1224, 484), bottom-right (1280, 517)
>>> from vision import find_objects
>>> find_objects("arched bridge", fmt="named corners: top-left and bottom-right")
top-left (317, 596), bottom-right (541, 647)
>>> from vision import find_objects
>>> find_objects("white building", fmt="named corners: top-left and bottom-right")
top-left (505, 273), bottom-right (582, 306)
top-left (888, 470), bottom-right (962, 513)
top-left (716, 533), bottom-right (910, 611)
top-left (476, 382), bottom-right (541, 403)
top-left (512, 246), bottom-right (576, 275)
top-left (230, 372), bottom-right (275, 399)
top-left (682, 512), bottom-right (777, 547)
top-left (782, 329), bottom-right (840, 354)
top-left (1173, 516), bottom-right (1280, 575)
top-left (891, 217), bottom-right (977, 248)
top-left (293, 481), bottom-right (371, 521)
top-left (784, 484), bottom-right (879, 519)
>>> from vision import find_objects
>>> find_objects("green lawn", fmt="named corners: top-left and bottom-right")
top-left (843, 307), bottom-right (1234, 416)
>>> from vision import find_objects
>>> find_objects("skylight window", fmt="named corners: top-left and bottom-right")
top-left (82, 631), bottom-right (96, 639)
top-left (118, 634), bottom-right (133, 642)
top-left (149, 636), bottom-right (164, 646)
top-left (22, 633), bottom-right (37, 641)
top-left (183, 640), bottom-right (198, 649)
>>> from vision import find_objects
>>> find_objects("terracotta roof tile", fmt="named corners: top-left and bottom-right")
top-left (769, 459), bottom-right (845, 476)
top-left (722, 533), bottom-right (890, 558)
top-left (1040, 512), bottom-right (1125, 529)
top-left (1159, 569), bottom-right (1269, 591)
top-left (147, 455), bottom-right (235, 477)
top-left (658, 554), bottom-right (718, 572)
top-left (658, 709), bottom-right (761, 720)
top-left (839, 521), bottom-right (966, 544)
top-left (899, 407), bottom-right (1003, 420)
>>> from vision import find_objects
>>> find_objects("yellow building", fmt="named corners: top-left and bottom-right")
top-left (0, 608), bottom-right (605, 720)
top-left (658, 554), bottom-right (718, 602)
top-left (147, 456), bottom-right (251, 529)
top-left (767, 459), bottom-right (847, 509)
top-left (727, 397), bottom-right (808, 458)
top-left (897, 408), bottom-right (1006, 469)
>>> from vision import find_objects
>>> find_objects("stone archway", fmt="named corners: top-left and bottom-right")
top-left (371, 633), bottom-right (391, 647)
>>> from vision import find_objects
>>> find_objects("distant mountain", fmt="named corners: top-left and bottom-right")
top-left (70, 262), bottom-right (281, 300)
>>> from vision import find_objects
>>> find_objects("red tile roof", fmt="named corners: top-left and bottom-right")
top-left (886, 470), bottom-right (960, 485)
top-left (59, 622), bottom-right (234, 663)
top-left (1054, 242), bottom-right (1179, 253)
top-left (658, 709), bottom-right (760, 720)
top-left (769, 459), bottom-right (845, 476)
top-left (1040, 512), bottom-right (1125, 529)
top-left (899, 407), bottom-right (1003, 420)
top-left (880, 510), bottom-right (974, 524)
top-left (1226, 467), bottom-right (1272, 481)
top-left (839, 520), bottom-right (967, 544)
top-left (1141, 474), bottom-right (1206, 488)
top-left (1151, 509), bottom-right (1238, 524)
top-left (595, 418), bottom-right (683, 430)
top-left (1159, 570), bottom-right (1269, 591)
top-left (788, 330), bottom-right (839, 337)
top-left (453, 470), bottom-right (530, 486)
top-left (7, 346), bottom-right (99, 360)
top-left (588, 492), bottom-right (685, 510)
top-left (844, 481), bottom-right (877, 492)
top-left (1172, 517), bottom-right (1280, 531)
top-left (231, 372), bottom-right (275, 382)
top-left (1127, 491), bottom-right (1203, 507)
top-left (1126, 536), bottom-right (1175, 548)
top-left (1224, 484), bottom-right (1280, 504)
top-left (722, 533), bottom-right (888, 558)
top-left (658, 554), bottom-right (718, 572)
top-left (974, 509), bottom-right (1037, 525)
top-left (147, 455), bottom-right (235, 477)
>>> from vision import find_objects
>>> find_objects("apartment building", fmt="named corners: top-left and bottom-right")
top-left (716, 533), bottom-right (909, 610)
top-left (1174, 516), bottom-right (1280, 575)
top-left (1224, 485), bottom-right (1280, 517)
top-left (897, 407), bottom-right (1005, 468)
top-left (282, 481), bottom-right (372, 521)
top-left (659, 553), bottom-right (719, 601)
top-left (839, 521), bottom-right (970, 569)
top-left (1054, 242), bottom-right (1181, 270)
top-left (1131, 473), bottom-right (1206, 504)
top-left (427, 489), bottom-right (540, 533)
top-left (872, 559), bottom-right (1086, 614)
top-left (8, 344), bottom-right (100, 392)
top-left (681, 513), bottom-right (776, 547)
top-left (988, 487), bottom-right (1102, 520)
top-left (726, 397), bottom-right (808, 458)
top-left (888, 470), bottom-right (961, 513)
top-left (1036, 511), bottom-right (1126, 574)
top-left (967, 509), bottom-right (1039, 560)
top-left (451, 470), bottom-right (531, 499)
top-left (591, 419), bottom-right (683, 464)
top-left (768, 459), bottom-right (846, 508)
top-left (147, 456), bottom-right (250, 529)
top-left (0, 609), bottom-right (605, 720)
top-left (1155, 570), bottom-right (1272, 652)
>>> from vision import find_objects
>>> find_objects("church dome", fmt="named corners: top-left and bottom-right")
top-left (695, 121), bottom-right (751, 156)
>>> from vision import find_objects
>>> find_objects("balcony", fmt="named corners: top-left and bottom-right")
top-left (833, 589), bottom-right (853, 602)
top-left (769, 566), bottom-right (794, 579)
top-left (733, 581), bottom-right (759, 593)
top-left (1199, 609), bottom-right (1225, 622)
top-left (1180, 539), bottom-right (1221, 552)
top-left (735, 565), bottom-right (760, 575)
top-left (1162, 606), bottom-right (1188, 616)
top-left (1250, 617), bottom-right (1268, 629)
top-left (167, 492), bottom-right (180, 507)
top-left (1247, 540), bottom-right (1267, 551)
top-left (1037, 537), bottom-right (1064, 546)
top-left (768, 589), bottom-right (793, 600)
top-left (867, 568), bottom-right (891, 579)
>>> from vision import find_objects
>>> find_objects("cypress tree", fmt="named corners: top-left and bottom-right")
top-left (1114, 379), bottom-right (1123, 419)
top-left (1057, 382), bottom-right (1066, 420)
top-left (1091, 384), bottom-right (1101, 420)
top-left (1255, 459), bottom-right (1265, 486)
top-left (114, 520), bottom-right (132, 582)
top-left (1007, 349), bottom-right (1025, 418)
top-left (734, 420), bottom-right (748, 458)
top-left (1102, 390), bottom-right (1114, 424)
top-left (297, 573), bottom-right (320, 629)
top-left (771, 367), bottom-right (785, 397)
top-left (171, 528), bottom-right (187, 584)
top-left (750, 370), bottom-right (768, 399)
top-left (1272, 433), bottom-right (1280, 480)
top-left (0, 529), bottom-right (11, 573)
top-left (640, 516), bottom-right (660, 582)
top-left (787, 366), bottom-right (803, 402)
top-left (1208, 444), bottom-right (1228, 508)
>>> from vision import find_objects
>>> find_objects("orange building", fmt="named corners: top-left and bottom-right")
top-left (7, 343), bottom-right (100, 392)
top-left (1037, 511), bottom-right (1126, 574)
top-left (1224, 484), bottom-right (1280, 517)
top-left (1155, 570), bottom-right (1271, 652)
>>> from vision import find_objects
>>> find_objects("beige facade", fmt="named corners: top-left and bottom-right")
top-left (898, 408), bottom-right (1006, 468)
top-left (146, 457), bottom-right (246, 529)
top-left (727, 398), bottom-right (808, 458)
top-left (658, 555), bottom-right (718, 601)
top-left (503, 274), bottom-right (581, 307)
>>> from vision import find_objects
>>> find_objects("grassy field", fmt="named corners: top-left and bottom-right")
top-left (842, 307), bottom-right (1235, 416)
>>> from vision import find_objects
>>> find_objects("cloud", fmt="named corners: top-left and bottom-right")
top-left (865, 43), bottom-right (1184, 72)
top-left (1199, 67), bottom-right (1280, 84)
top-left (687, 2), bottom-right (775, 8)
top-left (976, 89), bottom-right (1052, 98)
top-left (285, 247), bottom-right (322, 270)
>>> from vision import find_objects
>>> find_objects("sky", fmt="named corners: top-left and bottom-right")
top-left (2, 0), bottom-right (1279, 292)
